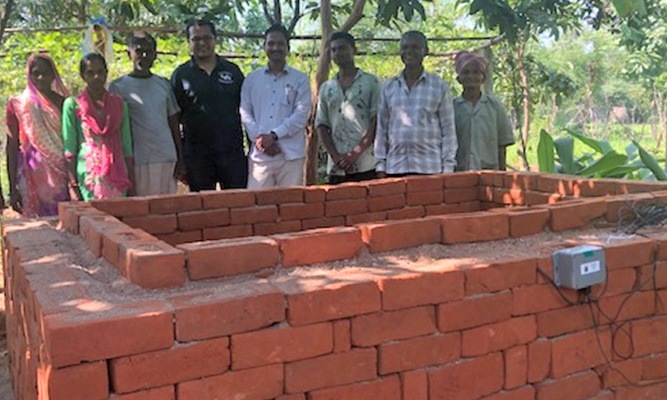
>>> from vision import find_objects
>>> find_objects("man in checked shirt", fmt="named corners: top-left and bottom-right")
top-left (374, 30), bottom-right (457, 177)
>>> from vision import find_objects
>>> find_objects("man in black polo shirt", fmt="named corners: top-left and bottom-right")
top-left (171, 19), bottom-right (247, 191)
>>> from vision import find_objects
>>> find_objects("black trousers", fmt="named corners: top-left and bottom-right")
top-left (185, 151), bottom-right (248, 191)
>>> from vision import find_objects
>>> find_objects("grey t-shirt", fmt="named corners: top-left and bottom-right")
top-left (109, 75), bottom-right (180, 165)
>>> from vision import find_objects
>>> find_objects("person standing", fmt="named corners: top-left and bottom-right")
top-left (171, 20), bottom-right (247, 191)
top-left (110, 32), bottom-right (185, 196)
top-left (6, 54), bottom-right (70, 216)
top-left (453, 51), bottom-right (514, 171)
top-left (316, 32), bottom-right (380, 184)
top-left (240, 24), bottom-right (311, 188)
top-left (62, 53), bottom-right (134, 201)
top-left (375, 30), bottom-right (457, 177)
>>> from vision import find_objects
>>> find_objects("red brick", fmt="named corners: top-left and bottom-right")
top-left (380, 269), bottom-right (464, 311)
top-left (346, 211), bottom-right (387, 225)
top-left (537, 303), bottom-right (595, 338)
top-left (325, 198), bottom-right (368, 216)
top-left (177, 364), bottom-right (283, 400)
top-left (445, 187), bottom-right (479, 203)
top-left (304, 186), bottom-right (326, 203)
top-left (528, 340), bottom-right (551, 383)
top-left (588, 391), bottom-right (615, 400)
top-left (386, 206), bottom-right (425, 220)
top-left (598, 268), bottom-right (636, 297)
top-left (444, 171), bottom-right (479, 188)
top-left (231, 322), bottom-right (332, 369)
top-left (200, 189), bottom-right (256, 209)
top-left (508, 208), bottom-right (549, 237)
top-left (253, 220), bottom-right (302, 236)
top-left (301, 216), bottom-right (345, 230)
top-left (110, 337), bottom-right (229, 393)
top-left (273, 227), bottom-right (363, 267)
top-left (401, 370), bottom-right (428, 400)
top-left (367, 178), bottom-right (407, 197)
top-left (536, 174), bottom-right (578, 195)
top-left (576, 178), bottom-right (618, 197)
top-left (605, 192), bottom-right (653, 222)
top-left (309, 376), bottom-right (401, 400)
top-left (284, 348), bottom-right (376, 393)
top-left (479, 386), bottom-right (535, 400)
top-left (604, 238), bottom-right (655, 270)
top-left (504, 345), bottom-right (527, 389)
top-left (465, 258), bottom-right (537, 295)
top-left (121, 240), bottom-right (185, 288)
top-left (255, 186), bottom-right (304, 204)
top-left (379, 332), bottom-right (460, 374)
top-left (333, 319), bottom-right (351, 353)
top-left (643, 352), bottom-right (667, 380)
top-left (180, 237), bottom-right (278, 279)
top-left (535, 370), bottom-right (601, 400)
top-left (368, 194), bottom-right (406, 212)
top-left (549, 199), bottom-right (606, 231)
top-left (359, 218), bottom-right (441, 253)
top-left (616, 381), bottom-right (667, 400)
top-left (480, 186), bottom-right (495, 202)
top-left (170, 283), bottom-right (284, 341)
top-left (177, 208), bottom-right (229, 230)
top-left (281, 279), bottom-right (381, 326)
top-left (44, 302), bottom-right (174, 367)
top-left (406, 190), bottom-right (444, 206)
top-left (494, 188), bottom-right (524, 205)
top-left (617, 180), bottom-right (667, 194)
top-left (149, 193), bottom-right (202, 214)
top-left (478, 170), bottom-right (506, 186)
top-left (597, 291), bottom-right (656, 323)
top-left (156, 230), bottom-right (202, 246)
top-left (80, 215), bottom-right (129, 257)
top-left (551, 329), bottom-right (610, 378)
top-left (438, 291), bottom-right (513, 332)
top-left (406, 175), bottom-right (445, 192)
top-left (90, 197), bottom-right (149, 217)
top-left (462, 316), bottom-right (536, 356)
top-left (276, 395), bottom-right (306, 400)
top-left (123, 214), bottom-right (177, 234)
top-left (524, 190), bottom-right (562, 205)
top-left (596, 357), bottom-right (643, 387)
top-left (47, 361), bottom-right (108, 400)
top-left (203, 224), bottom-right (252, 240)
top-left (441, 212), bottom-right (509, 244)
top-left (512, 284), bottom-right (577, 315)
top-left (230, 205), bottom-right (278, 224)
top-left (351, 306), bottom-right (437, 346)
top-left (111, 386), bottom-right (175, 400)
top-left (324, 182), bottom-right (367, 199)
top-left (279, 202), bottom-right (324, 220)
top-left (505, 172), bottom-right (538, 191)
top-left (426, 201), bottom-right (480, 215)
top-left (632, 316), bottom-right (667, 356)
top-left (58, 201), bottom-right (102, 233)
top-left (429, 353), bottom-right (503, 400)
top-left (637, 262), bottom-right (667, 290)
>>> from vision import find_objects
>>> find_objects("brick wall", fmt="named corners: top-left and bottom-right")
top-left (4, 171), bottom-right (667, 399)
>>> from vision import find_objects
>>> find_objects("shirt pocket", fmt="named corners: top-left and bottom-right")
top-left (281, 84), bottom-right (297, 108)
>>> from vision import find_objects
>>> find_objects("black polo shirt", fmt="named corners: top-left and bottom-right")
top-left (171, 55), bottom-right (245, 156)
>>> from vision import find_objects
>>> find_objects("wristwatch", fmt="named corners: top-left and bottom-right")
top-left (270, 131), bottom-right (278, 141)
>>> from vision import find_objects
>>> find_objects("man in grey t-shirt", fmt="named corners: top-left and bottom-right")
top-left (109, 32), bottom-right (185, 196)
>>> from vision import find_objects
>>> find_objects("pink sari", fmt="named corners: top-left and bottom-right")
top-left (7, 54), bottom-right (70, 217)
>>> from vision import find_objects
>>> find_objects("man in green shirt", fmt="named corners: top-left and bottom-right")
top-left (316, 32), bottom-right (380, 184)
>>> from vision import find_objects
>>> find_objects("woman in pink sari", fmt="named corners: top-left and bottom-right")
top-left (6, 54), bottom-right (71, 217)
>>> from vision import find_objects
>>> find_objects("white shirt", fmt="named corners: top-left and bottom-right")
top-left (240, 65), bottom-right (312, 162)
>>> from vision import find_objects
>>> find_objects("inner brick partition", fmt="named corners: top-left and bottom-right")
top-left (5, 171), bottom-right (667, 400)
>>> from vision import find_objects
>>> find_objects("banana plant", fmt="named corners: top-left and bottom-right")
top-left (537, 127), bottom-right (667, 180)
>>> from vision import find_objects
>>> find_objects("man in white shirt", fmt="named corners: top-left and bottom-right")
top-left (240, 24), bottom-right (311, 188)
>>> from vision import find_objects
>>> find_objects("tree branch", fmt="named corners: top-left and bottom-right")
top-left (287, 0), bottom-right (301, 33)
top-left (0, 0), bottom-right (14, 47)
top-left (340, 0), bottom-right (366, 32)
top-left (273, 0), bottom-right (282, 25)
top-left (259, 0), bottom-right (275, 25)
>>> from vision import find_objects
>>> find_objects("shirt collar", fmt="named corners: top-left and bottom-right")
top-left (188, 55), bottom-right (224, 71)
top-left (262, 64), bottom-right (289, 75)
top-left (455, 93), bottom-right (490, 104)
top-left (398, 69), bottom-right (428, 87)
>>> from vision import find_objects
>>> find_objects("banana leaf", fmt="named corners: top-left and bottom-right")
top-left (537, 129), bottom-right (555, 173)
top-left (576, 151), bottom-right (628, 177)
top-left (554, 136), bottom-right (575, 174)
top-left (633, 140), bottom-right (667, 181)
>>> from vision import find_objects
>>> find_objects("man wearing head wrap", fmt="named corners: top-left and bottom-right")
top-left (453, 51), bottom-right (514, 171)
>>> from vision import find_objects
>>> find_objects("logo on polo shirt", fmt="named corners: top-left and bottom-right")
top-left (218, 71), bottom-right (234, 85)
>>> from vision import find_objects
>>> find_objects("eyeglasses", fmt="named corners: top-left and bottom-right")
top-left (190, 35), bottom-right (214, 43)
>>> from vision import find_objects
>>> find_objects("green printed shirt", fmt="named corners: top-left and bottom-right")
top-left (316, 69), bottom-right (380, 176)
top-left (454, 94), bottom-right (514, 171)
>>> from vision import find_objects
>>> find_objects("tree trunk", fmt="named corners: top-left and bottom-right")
top-left (0, 0), bottom-right (14, 47)
top-left (516, 41), bottom-right (531, 171)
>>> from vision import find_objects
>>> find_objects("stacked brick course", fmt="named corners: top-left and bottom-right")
top-left (5, 171), bottom-right (667, 399)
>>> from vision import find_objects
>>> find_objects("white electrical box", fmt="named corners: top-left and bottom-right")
top-left (552, 245), bottom-right (606, 290)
